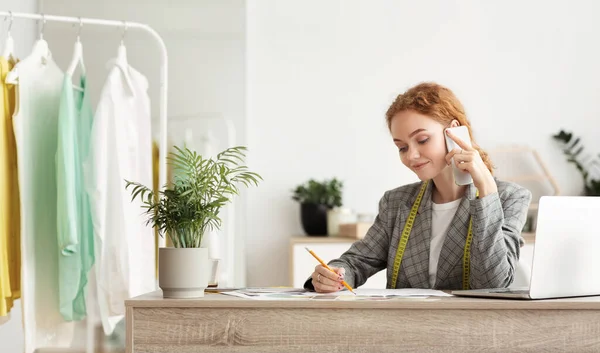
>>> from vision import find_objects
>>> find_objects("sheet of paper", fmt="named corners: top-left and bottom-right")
top-left (313, 294), bottom-right (430, 301)
top-left (351, 288), bottom-right (453, 297)
top-left (223, 291), bottom-right (310, 300)
top-left (237, 287), bottom-right (307, 294)
top-left (301, 288), bottom-right (451, 298)
top-left (220, 287), bottom-right (452, 300)
top-left (222, 288), bottom-right (310, 300)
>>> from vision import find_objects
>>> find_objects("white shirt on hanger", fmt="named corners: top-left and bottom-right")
top-left (84, 52), bottom-right (155, 335)
top-left (429, 198), bottom-right (462, 288)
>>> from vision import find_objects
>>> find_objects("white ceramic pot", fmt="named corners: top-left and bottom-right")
top-left (159, 247), bottom-right (209, 298)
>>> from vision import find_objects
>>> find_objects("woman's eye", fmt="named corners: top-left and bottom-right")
top-left (418, 138), bottom-right (429, 145)
top-left (398, 146), bottom-right (407, 153)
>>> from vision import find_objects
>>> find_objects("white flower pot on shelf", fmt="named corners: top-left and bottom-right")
top-left (159, 247), bottom-right (209, 298)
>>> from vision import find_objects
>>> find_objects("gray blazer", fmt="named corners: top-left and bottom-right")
top-left (305, 179), bottom-right (532, 290)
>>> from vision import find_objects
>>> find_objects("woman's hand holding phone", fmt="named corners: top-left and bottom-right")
top-left (445, 127), bottom-right (497, 197)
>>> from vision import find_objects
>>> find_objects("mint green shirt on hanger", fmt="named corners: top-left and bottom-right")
top-left (56, 74), bottom-right (95, 321)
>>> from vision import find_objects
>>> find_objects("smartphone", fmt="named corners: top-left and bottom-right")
top-left (444, 125), bottom-right (474, 186)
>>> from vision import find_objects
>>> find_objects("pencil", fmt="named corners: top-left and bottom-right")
top-left (305, 247), bottom-right (356, 295)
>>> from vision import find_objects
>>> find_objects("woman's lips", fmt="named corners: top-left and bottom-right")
top-left (412, 161), bottom-right (429, 170)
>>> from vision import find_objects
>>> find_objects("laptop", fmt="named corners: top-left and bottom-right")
top-left (452, 196), bottom-right (600, 300)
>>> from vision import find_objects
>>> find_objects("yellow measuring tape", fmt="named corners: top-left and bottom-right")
top-left (390, 180), bottom-right (478, 290)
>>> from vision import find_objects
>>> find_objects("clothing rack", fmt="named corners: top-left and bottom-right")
top-left (0, 10), bottom-right (169, 353)
top-left (0, 11), bottom-right (169, 248)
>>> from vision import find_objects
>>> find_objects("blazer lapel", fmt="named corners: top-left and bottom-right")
top-left (401, 180), bottom-right (434, 289)
top-left (435, 183), bottom-right (477, 288)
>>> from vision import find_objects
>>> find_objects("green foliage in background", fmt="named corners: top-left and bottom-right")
top-left (552, 129), bottom-right (600, 196)
top-left (292, 178), bottom-right (343, 208)
top-left (126, 146), bottom-right (262, 248)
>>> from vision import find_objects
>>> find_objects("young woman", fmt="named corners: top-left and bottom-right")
top-left (306, 82), bottom-right (532, 292)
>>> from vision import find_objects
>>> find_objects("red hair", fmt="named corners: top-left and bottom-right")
top-left (385, 82), bottom-right (493, 173)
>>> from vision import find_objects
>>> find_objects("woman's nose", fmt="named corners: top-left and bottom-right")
top-left (409, 146), bottom-right (420, 160)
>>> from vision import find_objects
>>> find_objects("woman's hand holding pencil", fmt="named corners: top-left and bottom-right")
top-left (306, 247), bottom-right (356, 295)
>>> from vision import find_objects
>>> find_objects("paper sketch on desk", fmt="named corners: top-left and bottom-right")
top-left (221, 287), bottom-right (451, 300)
top-left (351, 288), bottom-right (453, 297)
top-left (222, 288), bottom-right (311, 300)
top-left (316, 295), bottom-right (430, 301)
top-left (241, 287), bottom-right (307, 294)
top-left (306, 288), bottom-right (450, 300)
top-left (223, 292), bottom-right (310, 300)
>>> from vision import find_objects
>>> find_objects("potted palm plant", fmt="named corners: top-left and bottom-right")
top-left (126, 146), bottom-right (262, 298)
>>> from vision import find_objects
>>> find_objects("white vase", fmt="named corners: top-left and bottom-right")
top-left (159, 247), bottom-right (209, 298)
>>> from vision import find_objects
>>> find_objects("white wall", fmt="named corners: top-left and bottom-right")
top-left (0, 3), bottom-right (41, 353)
top-left (246, 0), bottom-right (600, 287)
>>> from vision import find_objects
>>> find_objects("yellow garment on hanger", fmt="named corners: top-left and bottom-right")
top-left (0, 56), bottom-right (21, 317)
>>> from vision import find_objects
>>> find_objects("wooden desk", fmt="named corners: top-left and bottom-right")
top-left (125, 290), bottom-right (600, 353)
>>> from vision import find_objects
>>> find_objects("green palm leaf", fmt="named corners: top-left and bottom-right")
top-left (126, 145), bottom-right (263, 248)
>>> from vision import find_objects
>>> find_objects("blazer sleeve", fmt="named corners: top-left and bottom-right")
top-left (469, 184), bottom-right (532, 289)
top-left (304, 192), bottom-right (392, 290)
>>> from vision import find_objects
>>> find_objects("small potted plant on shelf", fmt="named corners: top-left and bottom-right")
top-left (126, 146), bottom-right (262, 298)
top-left (292, 178), bottom-right (343, 236)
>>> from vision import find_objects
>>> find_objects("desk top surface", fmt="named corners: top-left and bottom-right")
top-left (126, 290), bottom-right (600, 310)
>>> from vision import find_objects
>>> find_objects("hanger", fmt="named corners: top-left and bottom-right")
top-left (6, 14), bottom-right (50, 85)
top-left (114, 21), bottom-right (135, 95)
top-left (30, 14), bottom-right (50, 64)
top-left (2, 12), bottom-right (15, 61)
top-left (66, 18), bottom-right (85, 92)
top-left (66, 18), bottom-right (86, 77)
top-left (116, 22), bottom-right (128, 65)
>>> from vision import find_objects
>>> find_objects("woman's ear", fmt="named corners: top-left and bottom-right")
top-left (450, 119), bottom-right (460, 128)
